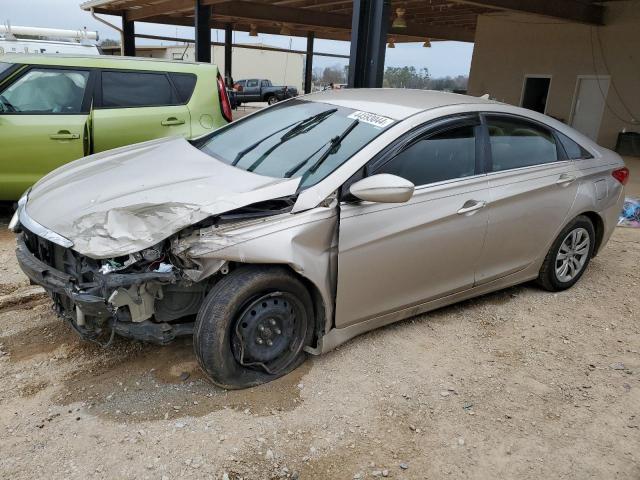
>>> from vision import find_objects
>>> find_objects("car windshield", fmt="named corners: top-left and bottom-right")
top-left (199, 99), bottom-right (394, 189)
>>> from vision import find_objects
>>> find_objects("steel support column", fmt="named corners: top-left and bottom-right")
top-left (304, 32), bottom-right (315, 94)
top-left (195, 0), bottom-right (211, 63)
top-left (122, 12), bottom-right (136, 57)
top-left (224, 24), bottom-right (233, 84)
top-left (348, 0), bottom-right (391, 88)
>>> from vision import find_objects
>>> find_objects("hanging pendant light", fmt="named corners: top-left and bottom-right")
top-left (388, 37), bottom-right (396, 48)
top-left (249, 24), bottom-right (258, 37)
top-left (423, 38), bottom-right (432, 48)
top-left (280, 24), bottom-right (291, 36)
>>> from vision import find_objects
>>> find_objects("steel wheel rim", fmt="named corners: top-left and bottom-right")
top-left (555, 227), bottom-right (590, 282)
top-left (231, 292), bottom-right (307, 375)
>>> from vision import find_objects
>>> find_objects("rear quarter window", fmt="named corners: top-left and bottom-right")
top-left (169, 73), bottom-right (197, 103)
top-left (101, 71), bottom-right (176, 108)
top-left (557, 131), bottom-right (593, 159)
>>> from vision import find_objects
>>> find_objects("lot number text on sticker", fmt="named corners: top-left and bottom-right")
top-left (347, 111), bottom-right (395, 129)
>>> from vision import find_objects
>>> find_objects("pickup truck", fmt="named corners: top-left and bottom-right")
top-left (234, 79), bottom-right (298, 105)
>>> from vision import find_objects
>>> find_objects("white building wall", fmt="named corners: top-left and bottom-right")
top-left (161, 44), bottom-right (304, 91)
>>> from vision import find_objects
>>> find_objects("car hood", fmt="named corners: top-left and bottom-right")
top-left (25, 137), bottom-right (300, 259)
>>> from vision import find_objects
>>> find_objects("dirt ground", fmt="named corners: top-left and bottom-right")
top-left (1, 161), bottom-right (639, 480)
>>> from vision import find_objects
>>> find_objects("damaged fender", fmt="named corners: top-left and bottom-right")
top-left (171, 203), bottom-right (339, 340)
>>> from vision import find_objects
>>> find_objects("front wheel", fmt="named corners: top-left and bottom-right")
top-left (537, 215), bottom-right (595, 291)
top-left (194, 266), bottom-right (314, 389)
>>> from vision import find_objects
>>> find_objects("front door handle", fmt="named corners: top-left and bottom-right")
top-left (161, 117), bottom-right (186, 126)
top-left (556, 173), bottom-right (577, 186)
top-left (457, 200), bottom-right (487, 215)
top-left (50, 130), bottom-right (80, 140)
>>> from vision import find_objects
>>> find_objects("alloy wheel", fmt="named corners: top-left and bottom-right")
top-left (555, 227), bottom-right (590, 283)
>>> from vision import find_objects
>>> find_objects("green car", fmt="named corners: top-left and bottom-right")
top-left (0, 55), bottom-right (232, 200)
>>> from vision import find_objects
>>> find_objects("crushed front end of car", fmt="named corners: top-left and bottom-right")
top-left (15, 226), bottom-right (189, 345)
top-left (12, 188), bottom-right (336, 348)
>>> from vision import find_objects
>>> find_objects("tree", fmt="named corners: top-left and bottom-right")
top-left (383, 66), bottom-right (468, 92)
top-left (383, 66), bottom-right (430, 89)
top-left (320, 65), bottom-right (346, 85)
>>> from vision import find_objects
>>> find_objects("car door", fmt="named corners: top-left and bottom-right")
top-left (243, 79), bottom-right (261, 102)
top-left (474, 114), bottom-right (580, 284)
top-left (0, 65), bottom-right (93, 200)
top-left (91, 69), bottom-right (191, 152)
top-left (335, 116), bottom-right (490, 328)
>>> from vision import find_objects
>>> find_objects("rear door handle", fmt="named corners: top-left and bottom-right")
top-left (50, 130), bottom-right (80, 140)
top-left (556, 173), bottom-right (577, 186)
top-left (457, 200), bottom-right (487, 215)
top-left (161, 117), bottom-right (186, 126)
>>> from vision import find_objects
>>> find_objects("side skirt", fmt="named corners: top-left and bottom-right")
top-left (306, 263), bottom-right (540, 355)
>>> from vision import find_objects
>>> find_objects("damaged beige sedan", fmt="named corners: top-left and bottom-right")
top-left (11, 89), bottom-right (627, 388)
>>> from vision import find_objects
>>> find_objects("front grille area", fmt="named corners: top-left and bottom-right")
top-left (22, 228), bottom-right (99, 284)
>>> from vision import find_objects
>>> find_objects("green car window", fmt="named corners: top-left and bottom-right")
top-left (0, 68), bottom-right (89, 114)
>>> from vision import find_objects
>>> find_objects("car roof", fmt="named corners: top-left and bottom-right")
top-left (0, 54), bottom-right (219, 73)
top-left (304, 88), bottom-right (498, 120)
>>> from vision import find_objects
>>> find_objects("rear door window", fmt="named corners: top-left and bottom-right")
top-left (376, 124), bottom-right (477, 186)
top-left (0, 68), bottom-right (89, 113)
top-left (169, 73), bottom-right (197, 103)
top-left (101, 71), bottom-right (176, 108)
top-left (486, 115), bottom-right (559, 171)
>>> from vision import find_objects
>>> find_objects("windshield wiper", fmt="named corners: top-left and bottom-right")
top-left (231, 120), bottom-right (298, 166)
top-left (245, 108), bottom-right (338, 173)
top-left (231, 108), bottom-right (338, 167)
top-left (295, 119), bottom-right (360, 181)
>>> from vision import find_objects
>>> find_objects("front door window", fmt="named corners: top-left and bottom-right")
top-left (0, 68), bottom-right (89, 114)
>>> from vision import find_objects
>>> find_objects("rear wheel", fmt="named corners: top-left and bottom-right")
top-left (194, 266), bottom-right (314, 389)
top-left (537, 215), bottom-right (595, 291)
top-left (267, 95), bottom-right (278, 105)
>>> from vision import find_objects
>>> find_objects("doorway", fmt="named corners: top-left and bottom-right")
top-left (570, 76), bottom-right (610, 141)
top-left (521, 75), bottom-right (551, 114)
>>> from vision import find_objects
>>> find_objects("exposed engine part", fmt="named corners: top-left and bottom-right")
top-left (154, 283), bottom-right (208, 322)
top-left (107, 283), bottom-right (162, 323)
top-left (141, 245), bottom-right (162, 261)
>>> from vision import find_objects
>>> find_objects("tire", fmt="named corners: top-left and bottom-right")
top-left (536, 215), bottom-right (595, 292)
top-left (266, 95), bottom-right (278, 105)
top-left (194, 265), bottom-right (314, 389)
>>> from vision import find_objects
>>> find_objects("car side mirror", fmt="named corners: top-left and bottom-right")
top-left (349, 174), bottom-right (415, 204)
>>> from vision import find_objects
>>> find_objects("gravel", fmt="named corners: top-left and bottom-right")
top-left (0, 215), bottom-right (639, 479)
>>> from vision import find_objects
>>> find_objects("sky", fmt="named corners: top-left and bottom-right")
top-left (2, 0), bottom-right (474, 78)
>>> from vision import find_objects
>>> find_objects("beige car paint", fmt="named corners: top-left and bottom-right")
top-left (13, 89), bottom-right (626, 355)
top-left (336, 174), bottom-right (490, 328)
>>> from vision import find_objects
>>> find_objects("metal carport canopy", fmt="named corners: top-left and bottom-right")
top-left (80, 0), bottom-right (606, 88)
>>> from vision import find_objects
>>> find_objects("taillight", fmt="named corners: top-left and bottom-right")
top-left (217, 73), bottom-right (233, 123)
top-left (612, 167), bottom-right (630, 185)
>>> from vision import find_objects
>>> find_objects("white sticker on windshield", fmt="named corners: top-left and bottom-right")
top-left (347, 111), bottom-right (394, 129)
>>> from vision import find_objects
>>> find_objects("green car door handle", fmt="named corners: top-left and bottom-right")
top-left (161, 117), bottom-right (186, 126)
top-left (49, 130), bottom-right (80, 140)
